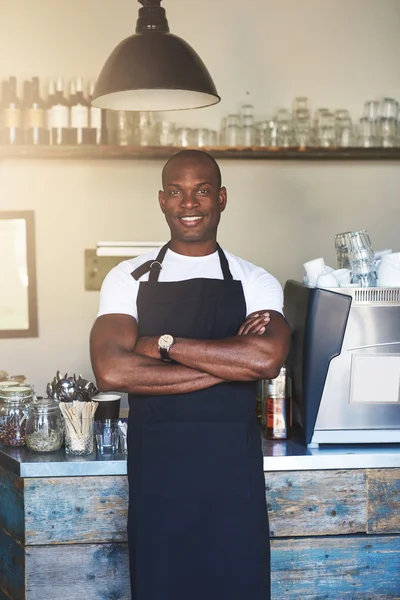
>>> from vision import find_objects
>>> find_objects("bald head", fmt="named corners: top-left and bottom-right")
top-left (162, 150), bottom-right (222, 190)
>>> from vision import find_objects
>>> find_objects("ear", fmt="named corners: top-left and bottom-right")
top-left (218, 186), bottom-right (227, 212)
top-left (158, 190), bottom-right (166, 213)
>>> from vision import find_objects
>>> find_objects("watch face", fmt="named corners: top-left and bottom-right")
top-left (159, 334), bottom-right (174, 349)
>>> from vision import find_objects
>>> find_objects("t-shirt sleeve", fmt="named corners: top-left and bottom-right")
top-left (245, 266), bottom-right (284, 316)
top-left (97, 262), bottom-right (139, 320)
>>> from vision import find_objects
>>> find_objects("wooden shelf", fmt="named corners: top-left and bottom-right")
top-left (1, 145), bottom-right (400, 161)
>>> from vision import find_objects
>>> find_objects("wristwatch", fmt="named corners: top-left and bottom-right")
top-left (158, 334), bottom-right (175, 362)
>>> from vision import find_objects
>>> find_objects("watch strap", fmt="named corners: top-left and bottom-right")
top-left (159, 346), bottom-right (172, 362)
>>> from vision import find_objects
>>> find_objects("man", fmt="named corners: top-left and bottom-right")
top-left (90, 150), bottom-right (290, 600)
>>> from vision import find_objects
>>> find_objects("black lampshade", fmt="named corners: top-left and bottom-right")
top-left (92, 0), bottom-right (220, 112)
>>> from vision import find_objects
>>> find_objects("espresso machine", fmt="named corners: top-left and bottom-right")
top-left (284, 280), bottom-right (400, 446)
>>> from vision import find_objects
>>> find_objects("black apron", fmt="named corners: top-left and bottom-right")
top-left (127, 243), bottom-right (270, 600)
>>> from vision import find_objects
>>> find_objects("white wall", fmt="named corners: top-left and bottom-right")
top-left (1, 0), bottom-right (400, 398)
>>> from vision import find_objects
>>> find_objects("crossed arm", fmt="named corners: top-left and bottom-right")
top-left (90, 310), bottom-right (290, 396)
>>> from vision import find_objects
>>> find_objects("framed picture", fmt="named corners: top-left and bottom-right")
top-left (0, 211), bottom-right (38, 338)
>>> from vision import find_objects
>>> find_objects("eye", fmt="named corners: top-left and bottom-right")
top-left (198, 189), bottom-right (209, 195)
top-left (169, 189), bottom-right (181, 196)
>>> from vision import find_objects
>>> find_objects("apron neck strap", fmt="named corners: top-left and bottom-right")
top-left (131, 242), bottom-right (233, 282)
top-left (217, 244), bottom-right (233, 281)
top-left (131, 242), bottom-right (170, 281)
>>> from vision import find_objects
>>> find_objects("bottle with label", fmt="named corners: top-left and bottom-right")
top-left (46, 79), bottom-right (55, 143)
top-left (89, 79), bottom-right (102, 145)
top-left (24, 77), bottom-right (48, 145)
top-left (265, 366), bottom-right (292, 440)
top-left (2, 76), bottom-right (23, 145)
top-left (50, 77), bottom-right (69, 145)
top-left (70, 77), bottom-right (89, 144)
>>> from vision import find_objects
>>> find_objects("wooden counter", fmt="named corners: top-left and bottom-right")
top-left (1, 443), bottom-right (400, 599)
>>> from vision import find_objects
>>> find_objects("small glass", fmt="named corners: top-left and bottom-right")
top-left (363, 101), bottom-right (379, 121)
top-left (137, 112), bottom-right (157, 146)
top-left (334, 231), bottom-right (352, 269)
top-left (379, 118), bottom-right (397, 148)
top-left (293, 97), bottom-right (309, 113)
top-left (225, 114), bottom-right (241, 147)
top-left (176, 127), bottom-right (194, 147)
top-left (118, 421), bottom-right (128, 455)
top-left (157, 121), bottom-right (176, 146)
top-left (255, 121), bottom-right (270, 146)
top-left (317, 111), bottom-right (335, 147)
top-left (95, 419), bottom-right (119, 453)
top-left (241, 114), bottom-right (254, 146)
top-left (378, 98), bottom-right (398, 120)
top-left (359, 117), bottom-right (378, 147)
top-left (196, 128), bottom-right (209, 147)
top-left (207, 130), bottom-right (217, 146)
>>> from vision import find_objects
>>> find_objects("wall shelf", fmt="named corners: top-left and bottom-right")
top-left (1, 145), bottom-right (400, 161)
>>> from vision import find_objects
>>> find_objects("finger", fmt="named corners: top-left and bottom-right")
top-left (241, 316), bottom-right (270, 335)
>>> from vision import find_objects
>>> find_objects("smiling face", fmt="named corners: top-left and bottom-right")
top-left (159, 153), bottom-right (227, 256)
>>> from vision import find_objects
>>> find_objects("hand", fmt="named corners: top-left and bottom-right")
top-left (237, 310), bottom-right (270, 336)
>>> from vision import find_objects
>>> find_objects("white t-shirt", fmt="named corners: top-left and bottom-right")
top-left (97, 247), bottom-right (283, 321)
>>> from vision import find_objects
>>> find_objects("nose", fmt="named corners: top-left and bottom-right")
top-left (180, 191), bottom-right (200, 209)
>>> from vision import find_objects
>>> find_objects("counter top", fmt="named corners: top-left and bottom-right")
top-left (1, 431), bottom-right (400, 477)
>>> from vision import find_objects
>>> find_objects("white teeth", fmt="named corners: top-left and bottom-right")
top-left (181, 216), bottom-right (202, 221)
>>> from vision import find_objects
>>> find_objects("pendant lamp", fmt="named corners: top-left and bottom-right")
top-left (92, 0), bottom-right (220, 112)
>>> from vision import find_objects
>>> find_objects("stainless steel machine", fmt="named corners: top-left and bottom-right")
top-left (284, 281), bottom-right (400, 446)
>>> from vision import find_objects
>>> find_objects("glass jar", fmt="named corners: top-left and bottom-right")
top-left (0, 385), bottom-right (33, 447)
top-left (25, 398), bottom-right (64, 453)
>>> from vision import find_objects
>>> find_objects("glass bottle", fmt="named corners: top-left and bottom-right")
top-left (0, 384), bottom-right (33, 447)
top-left (24, 77), bottom-right (48, 145)
top-left (2, 76), bottom-right (23, 145)
top-left (265, 366), bottom-right (292, 440)
top-left (70, 77), bottom-right (89, 145)
top-left (50, 77), bottom-right (69, 145)
top-left (89, 79), bottom-right (102, 145)
top-left (25, 398), bottom-right (64, 452)
top-left (46, 79), bottom-right (55, 144)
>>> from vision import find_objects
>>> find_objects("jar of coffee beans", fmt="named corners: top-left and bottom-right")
top-left (0, 384), bottom-right (33, 447)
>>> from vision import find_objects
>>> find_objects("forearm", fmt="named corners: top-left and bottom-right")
top-left (170, 335), bottom-right (281, 381)
top-left (94, 350), bottom-right (225, 396)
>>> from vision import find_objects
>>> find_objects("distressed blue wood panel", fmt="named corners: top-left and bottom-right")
top-left (367, 468), bottom-right (400, 534)
top-left (0, 466), bottom-right (24, 543)
top-left (271, 534), bottom-right (400, 599)
top-left (265, 469), bottom-right (366, 537)
top-left (0, 528), bottom-right (24, 600)
top-left (26, 543), bottom-right (130, 600)
top-left (24, 476), bottom-right (128, 545)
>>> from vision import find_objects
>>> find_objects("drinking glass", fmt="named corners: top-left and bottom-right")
top-left (208, 130), bottom-right (217, 146)
top-left (334, 231), bottom-right (352, 269)
top-left (379, 118), bottom-right (397, 147)
top-left (157, 121), bottom-right (176, 146)
top-left (95, 419), bottom-right (119, 453)
top-left (317, 111), bottom-right (335, 147)
top-left (241, 114), bottom-right (254, 146)
top-left (176, 128), bottom-right (194, 147)
top-left (378, 98), bottom-right (398, 120)
top-left (293, 97), bottom-right (309, 113)
top-left (196, 128), bottom-right (209, 147)
top-left (358, 118), bottom-right (377, 147)
top-left (225, 114), bottom-right (241, 147)
top-left (255, 121), bottom-right (270, 146)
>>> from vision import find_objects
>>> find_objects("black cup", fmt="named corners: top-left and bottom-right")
top-left (94, 394), bottom-right (121, 420)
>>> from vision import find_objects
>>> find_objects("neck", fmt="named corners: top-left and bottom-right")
top-left (169, 239), bottom-right (218, 257)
